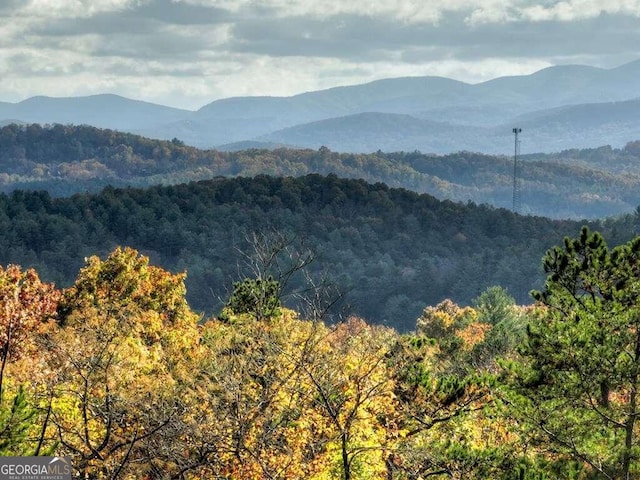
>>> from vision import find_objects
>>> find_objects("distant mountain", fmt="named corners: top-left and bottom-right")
top-left (134, 76), bottom-right (472, 147)
top-left (0, 94), bottom-right (191, 131)
top-left (2, 60), bottom-right (640, 153)
top-left (257, 98), bottom-right (640, 154)
top-left (510, 98), bottom-right (640, 152)
top-left (258, 112), bottom-right (496, 153)
top-left (195, 76), bottom-right (469, 121)
top-left (0, 119), bottom-right (25, 127)
top-left (216, 140), bottom-right (297, 151)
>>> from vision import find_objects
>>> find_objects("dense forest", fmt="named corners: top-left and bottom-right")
top-left (4, 228), bottom-right (640, 479)
top-left (1, 172), bottom-right (634, 330)
top-left (2, 123), bottom-right (640, 219)
top-left (5, 122), bottom-right (640, 477)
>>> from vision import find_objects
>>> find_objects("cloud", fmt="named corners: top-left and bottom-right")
top-left (521, 0), bottom-right (640, 23)
top-left (0, 0), bottom-right (639, 109)
top-left (186, 0), bottom-right (640, 25)
top-left (19, 1), bottom-right (232, 63)
top-left (21, 0), bottom-right (139, 18)
top-left (182, 0), bottom-right (444, 23)
top-left (225, 9), bottom-right (640, 66)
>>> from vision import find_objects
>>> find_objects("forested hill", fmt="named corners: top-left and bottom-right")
top-left (1, 174), bottom-right (634, 331)
top-left (2, 123), bottom-right (640, 219)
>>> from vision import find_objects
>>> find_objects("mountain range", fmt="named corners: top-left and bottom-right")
top-left (2, 60), bottom-right (640, 154)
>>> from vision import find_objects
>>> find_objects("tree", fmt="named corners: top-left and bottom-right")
top-left (45, 247), bottom-right (201, 478)
top-left (473, 286), bottom-right (516, 327)
top-left (236, 229), bottom-right (316, 301)
top-left (0, 265), bottom-right (59, 456)
top-left (388, 329), bottom-right (493, 479)
top-left (226, 228), bottom-right (345, 323)
top-left (416, 299), bottom-right (489, 372)
top-left (471, 287), bottom-right (526, 370)
top-left (300, 317), bottom-right (398, 480)
top-left (196, 313), bottom-right (400, 480)
top-left (0, 265), bottom-right (59, 400)
top-left (193, 309), bottom-right (334, 479)
top-left (223, 276), bottom-right (282, 321)
top-left (507, 227), bottom-right (640, 479)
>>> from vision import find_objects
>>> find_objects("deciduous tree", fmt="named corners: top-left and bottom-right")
top-left (44, 247), bottom-right (200, 477)
top-left (0, 264), bottom-right (59, 456)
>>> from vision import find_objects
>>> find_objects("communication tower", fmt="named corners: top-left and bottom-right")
top-left (512, 128), bottom-right (522, 213)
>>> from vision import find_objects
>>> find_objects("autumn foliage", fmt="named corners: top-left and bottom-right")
top-left (0, 241), bottom-right (625, 479)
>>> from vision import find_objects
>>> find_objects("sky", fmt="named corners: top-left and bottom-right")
top-left (1, 0), bottom-right (639, 110)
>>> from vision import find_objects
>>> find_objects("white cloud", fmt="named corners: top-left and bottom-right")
top-left (13, 0), bottom-right (640, 26)
top-left (523, 1), bottom-right (596, 22)
top-left (22, 0), bottom-right (141, 17)
top-left (464, 0), bottom-right (519, 25)
top-left (182, 0), bottom-right (460, 23)
top-left (185, 0), bottom-right (640, 25)
top-left (522, 0), bottom-right (640, 22)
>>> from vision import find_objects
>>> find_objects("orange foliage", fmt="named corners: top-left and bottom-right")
top-left (455, 322), bottom-right (491, 351)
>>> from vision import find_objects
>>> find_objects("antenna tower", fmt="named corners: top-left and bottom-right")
top-left (512, 127), bottom-right (522, 213)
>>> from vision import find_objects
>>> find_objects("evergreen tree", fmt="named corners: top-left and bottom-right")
top-left (223, 277), bottom-right (282, 321)
top-left (507, 227), bottom-right (640, 479)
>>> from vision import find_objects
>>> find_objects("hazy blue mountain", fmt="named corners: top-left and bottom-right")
top-left (166, 76), bottom-right (471, 146)
top-left (215, 140), bottom-right (297, 151)
top-left (191, 62), bottom-right (640, 125)
top-left (472, 65), bottom-right (604, 106)
top-left (413, 62), bottom-right (640, 128)
top-left (155, 60), bottom-right (640, 152)
top-left (0, 119), bottom-right (25, 127)
top-left (516, 97), bottom-right (640, 127)
top-left (133, 116), bottom-right (287, 147)
top-left (0, 94), bottom-right (191, 130)
top-left (257, 97), bottom-right (640, 154)
top-left (195, 76), bottom-right (469, 121)
top-left (2, 60), bottom-right (640, 153)
top-left (510, 98), bottom-right (640, 152)
top-left (257, 112), bottom-right (498, 153)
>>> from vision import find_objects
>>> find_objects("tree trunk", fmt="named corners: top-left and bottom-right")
top-left (341, 432), bottom-right (350, 480)
top-left (622, 330), bottom-right (640, 479)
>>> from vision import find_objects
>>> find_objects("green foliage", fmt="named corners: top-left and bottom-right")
top-left (471, 287), bottom-right (526, 367)
top-left (7, 239), bottom-right (640, 477)
top-left (474, 286), bottom-right (516, 326)
top-left (0, 175), bottom-right (606, 331)
top-left (506, 227), bottom-right (640, 479)
top-left (0, 386), bottom-right (35, 456)
top-left (388, 331), bottom-right (495, 478)
top-left (2, 124), bottom-right (640, 218)
top-left (223, 276), bottom-right (282, 321)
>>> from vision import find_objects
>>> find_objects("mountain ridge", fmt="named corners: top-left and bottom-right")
top-left (2, 59), bottom-right (640, 153)
top-left (1, 122), bottom-right (639, 220)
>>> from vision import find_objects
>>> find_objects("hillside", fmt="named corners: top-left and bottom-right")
top-left (258, 112), bottom-right (490, 153)
top-left (1, 174), bottom-right (636, 331)
top-left (8, 228), bottom-right (640, 479)
top-left (1, 124), bottom-right (640, 219)
top-left (1, 60), bottom-right (640, 153)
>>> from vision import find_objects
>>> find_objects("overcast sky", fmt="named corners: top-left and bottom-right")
top-left (1, 0), bottom-right (639, 110)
